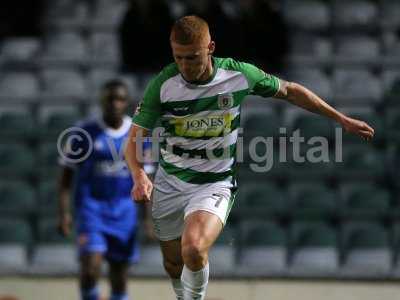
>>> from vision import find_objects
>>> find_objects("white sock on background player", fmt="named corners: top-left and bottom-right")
top-left (172, 278), bottom-right (184, 300)
top-left (181, 263), bottom-right (209, 300)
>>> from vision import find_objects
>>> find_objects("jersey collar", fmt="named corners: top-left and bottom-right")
top-left (97, 115), bottom-right (131, 138)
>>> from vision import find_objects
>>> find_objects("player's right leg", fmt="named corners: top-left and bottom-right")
top-left (79, 252), bottom-right (103, 300)
top-left (160, 238), bottom-right (184, 300)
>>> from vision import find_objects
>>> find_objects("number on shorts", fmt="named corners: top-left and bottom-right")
top-left (213, 193), bottom-right (223, 208)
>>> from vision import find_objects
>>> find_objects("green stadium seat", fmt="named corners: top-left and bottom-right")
top-left (0, 111), bottom-right (35, 140)
top-left (0, 218), bottom-right (31, 271)
top-left (37, 180), bottom-right (58, 216)
top-left (209, 225), bottom-right (237, 274)
top-left (341, 222), bottom-right (391, 277)
top-left (234, 183), bottom-right (287, 219)
top-left (284, 144), bottom-right (334, 180)
top-left (37, 142), bottom-right (60, 178)
top-left (292, 114), bottom-right (335, 141)
top-left (37, 218), bottom-right (75, 244)
top-left (237, 221), bottom-right (287, 275)
top-left (0, 218), bottom-right (32, 245)
top-left (333, 144), bottom-right (384, 180)
top-left (0, 181), bottom-right (35, 217)
top-left (40, 111), bottom-right (81, 140)
top-left (0, 143), bottom-right (35, 178)
top-left (31, 218), bottom-right (77, 274)
top-left (289, 221), bottom-right (338, 275)
top-left (385, 109), bottom-right (400, 143)
top-left (339, 183), bottom-right (391, 220)
top-left (288, 183), bottom-right (337, 220)
top-left (242, 111), bottom-right (280, 140)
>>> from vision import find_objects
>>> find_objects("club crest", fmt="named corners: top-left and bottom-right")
top-left (217, 93), bottom-right (234, 109)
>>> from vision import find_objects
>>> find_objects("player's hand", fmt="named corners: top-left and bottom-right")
top-left (341, 116), bottom-right (375, 141)
top-left (132, 170), bottom-right (153, 203)
top-left (58, 212), bottom-right (72, 237)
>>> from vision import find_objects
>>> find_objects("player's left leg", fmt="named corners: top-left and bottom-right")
top-left (108, 260), bottom-right (129, 300)
top-left (180, 210), bottom-right (223, 300)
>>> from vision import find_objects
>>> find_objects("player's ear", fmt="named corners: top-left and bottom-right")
top-left (208, 41), bottom-right (215, 55)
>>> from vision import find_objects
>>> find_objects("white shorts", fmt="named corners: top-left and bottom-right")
top-left (151, 175), bottom-right (236, 241)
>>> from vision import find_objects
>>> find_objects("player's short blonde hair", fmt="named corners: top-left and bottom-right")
top-left (170, 15), bottom-right (210, 45)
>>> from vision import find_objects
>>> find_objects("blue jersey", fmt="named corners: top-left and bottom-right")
top-left (59, 115), bottom-right (146, 262)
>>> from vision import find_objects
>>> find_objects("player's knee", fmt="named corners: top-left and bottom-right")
top-left (181, 240), bottom-right (208, 266)
top-left (163, 259), bottom-right (183, 278)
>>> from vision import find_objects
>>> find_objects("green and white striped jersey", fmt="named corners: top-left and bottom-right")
top-left (133, 57), bottom-right (280, 186)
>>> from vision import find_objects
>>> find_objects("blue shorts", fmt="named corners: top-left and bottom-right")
top-left (75, 196), bottom-right (139, 263)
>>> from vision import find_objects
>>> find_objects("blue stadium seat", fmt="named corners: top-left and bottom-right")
top-left (283, 0), bottom-right (330, 30)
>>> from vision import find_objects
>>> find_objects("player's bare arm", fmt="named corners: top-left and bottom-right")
top-left (124, 124), bottom-right (153, 202)
top-left (57, 167), bottom-right (74, 236)
top-left (275, 79), bottom-right (375, 141)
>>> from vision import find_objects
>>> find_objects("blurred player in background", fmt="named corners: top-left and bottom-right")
top-left (125, 16), bottom-right (375, 300)
top-left (58, 79), bottom-right (153, 300)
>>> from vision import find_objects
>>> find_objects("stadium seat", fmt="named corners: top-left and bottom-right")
top-left (41, 69), bottom-right (87, 100)
top-left (286, 68), bottom-right (332, 99)
top-left (37, 180), bottom-right (58, 216)
top-left (283, 0), bottom-right (330, 30)
top-left (289, 221), bottom-right (339, 276)
top-left (383, 70), bottom-right (400, 99)
top-left (391, 223), bottom-right (400, 275)
top-left (0, 181), bottom-right (35, 217)
top-left (242, 109), bottom-right (280, 140)
top-left (341, 222), bottom-right (391, 277)
top-left (338, 183), bottom-right (391, 220)
top-left (0, 218), bottom-right (31, 272)
top-left (333, 69), bottom-right (383, 103)
top-left (87, 68), bottom-right (118, 98)
top-left (132, 244), bottom-right (165, 277)
top-left (37, 218), bottom-right (74, 244)
top-left (385, 109), bottom-right (400, 143)
top-left (0, 37), bottom-right (40, 63)
top-left (234, 183), bottom-right (287, 219)
top-left (333, 144), bottom-right (384, 180)
top-left (37, 143), bottom-right (60, 178)
top-left (89, 33), bottom-right (121, 66)
top-left (335, 36), bottom-right (380, 66)
top-left (0, 218), bottom-right (32, 245)
top-left (209, 225), bottom-right (236, 275)
top-left (0, 72), bottom-right (39, 101)
top-left (30, 218), bottom-right (77, 274)
top-left (0, 143), bottom-right (35, 178)
top-left (237, 221), bottom-right (287, 276)
top-left (381, 0), bottom-right (400, 29)
top-left (288, 183), bottom-right (337, 220)
top-left (0, 110), bottom-right (35, 140)
top-left (333, 0), bottom-right (378, 28)
top-left (291, 114), bottom-right (335, 140)
top-left (38, 106), bottom-right (82, 140)
top-left (91, 0), bottom-right (128, 29)
top-left (46, 0), bottom-right (88, 28)
top-left (40, 31), bottom-right (88, 64)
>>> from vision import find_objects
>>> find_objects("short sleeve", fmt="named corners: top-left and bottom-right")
top-left (239, 62), bottom-right (280, 98)
top-left (132, 77), bottom-right (161, 129)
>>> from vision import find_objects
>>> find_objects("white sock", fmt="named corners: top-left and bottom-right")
top-left (171, 278), bottom-right (184, 300)
top-left (181, 263), bottom-right (209, 300)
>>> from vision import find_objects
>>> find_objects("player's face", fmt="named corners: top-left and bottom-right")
top-left (101, 86), bottom-right (128, 120)
top-left (171, 40), bottom-right (213, 82)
